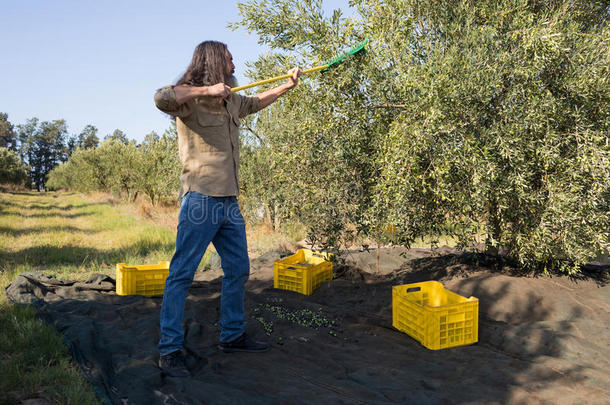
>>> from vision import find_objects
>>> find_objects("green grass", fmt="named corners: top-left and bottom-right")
top-left (0, 305), bottom-right (100, 404)
top-left (0, 190), bottom-right (193, 404)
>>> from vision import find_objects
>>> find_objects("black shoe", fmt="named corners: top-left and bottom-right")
top-left (159, 350), bottom-right (190, 377)
top-left (218, 333), bottom-right (270, 353)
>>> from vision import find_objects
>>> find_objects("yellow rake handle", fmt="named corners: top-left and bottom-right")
top-left (230, 64), bottom-right (329, 93)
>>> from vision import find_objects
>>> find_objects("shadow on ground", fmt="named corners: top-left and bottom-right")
top-left (0, 241), bottom-right (174, 268)
top-left (0, 199), bottom-right (99, 211)
top-left (0, 225), bottom-right (98, 237)
top-left (0, 210), bottom-right (95, 219)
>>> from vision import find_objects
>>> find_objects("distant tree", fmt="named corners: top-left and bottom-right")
top-left (104, 129), bottom-right (129, 145)
top-left (17, 118), bottom-right (38, 187)
top-left (0, 147), bottom-right (27, 185)
top-left (48, 122), bottom-right (183, 204)
top-left (17, 118), bottom-right (68, 190)
top-left (47, 148), bottom-right (100, 192)
top-left (141, 131), bottom-right (160, 147)
top-left (66, 135), bottom-right (78, 157)
top-left (97, 139), bottom-right (140, 199)
top-left (0, 113), bottom-right (17, 151)
top-left (78, 124), bottom-right (99, 149)
top-left (136, 128), bottom-right (181, 205)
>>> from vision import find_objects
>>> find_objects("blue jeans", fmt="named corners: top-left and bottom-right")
top-left (158, 191), bottom-right (250, 355)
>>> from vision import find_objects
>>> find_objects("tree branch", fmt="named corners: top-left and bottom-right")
top-left (371, 104), bottom-right (408, 109)
top-left (242, 121), bottom-right (266, 145)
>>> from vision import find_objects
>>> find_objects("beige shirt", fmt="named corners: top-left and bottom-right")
top-left (154, 85), bottom-right (259, 197)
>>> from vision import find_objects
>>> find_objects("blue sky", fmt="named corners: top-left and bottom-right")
top-left (0, 0), bottom-right (353, 142)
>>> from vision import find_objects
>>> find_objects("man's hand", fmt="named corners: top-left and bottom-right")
top-left (284, 67), bottom-right (302, 90)
top-left (207, 83), bottom-right (232, 98)
top-left (255, 66), bottom-right (302, 110)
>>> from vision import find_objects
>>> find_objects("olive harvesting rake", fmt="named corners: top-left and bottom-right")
top-left (230, 39), bottom-right (370, 93)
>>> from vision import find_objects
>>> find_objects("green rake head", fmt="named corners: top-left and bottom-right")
top-left (321, 38), bottom-right (370, 72)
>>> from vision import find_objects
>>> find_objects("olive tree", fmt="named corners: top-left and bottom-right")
top-left (233, 0), bottom-right (609, 272)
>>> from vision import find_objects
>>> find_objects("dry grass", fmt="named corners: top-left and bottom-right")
top-left (246, 222), bottom-right (305, 256)
top-left (85, 191), bottom-right (306, 257)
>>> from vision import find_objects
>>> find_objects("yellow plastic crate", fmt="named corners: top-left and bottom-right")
top-left (116, 261), bottom-right (170, 296)
top-left (392, 281), bottom-right (478, 350)
top-left (274, 249), bottom-right (333, 295)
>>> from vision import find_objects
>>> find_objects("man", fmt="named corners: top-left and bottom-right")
top-left (154, 40), bottom-right (301, 377)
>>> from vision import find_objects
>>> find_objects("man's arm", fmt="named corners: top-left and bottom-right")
top-left (173, 83), bottom-right (232, 104)
top-left (154, 83), bottom-right (233, 117)
top-left (256, 68), bottom-right (302, 110)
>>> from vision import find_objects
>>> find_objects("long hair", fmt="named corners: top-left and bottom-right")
top-left (176, 41), bottom-right (228, 86)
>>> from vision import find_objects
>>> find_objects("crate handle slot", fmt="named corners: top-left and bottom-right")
top-left (407, 287), bottom-right (421, 293)
top-left (312, 253), bottom-right (324, 258)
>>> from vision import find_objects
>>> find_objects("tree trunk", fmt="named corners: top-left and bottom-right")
top-left (486, 195), bottom-right (501, 255)
top-left (264, 202), bottom-right (272, 226)
top-left (376, 241), bottom-right (380, 275)
top-left (273, 202), bottom-right (281, 231)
